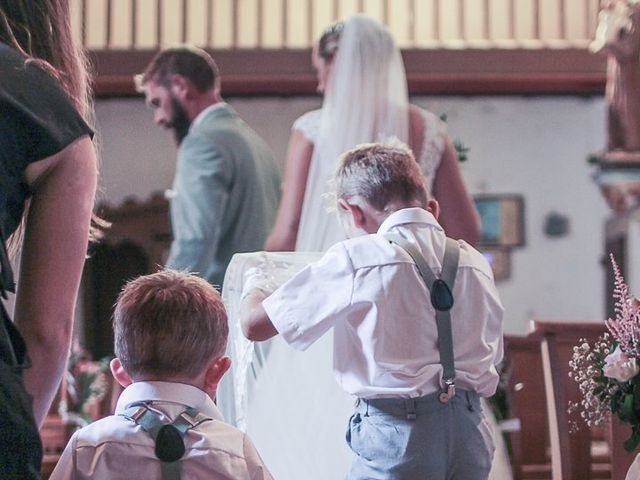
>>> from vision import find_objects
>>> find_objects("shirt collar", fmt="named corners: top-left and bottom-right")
top-left (115, 381), bottom-right (223, 421)
top-left (377, 207), bottom-right (443, 234)
top-left (191, 102), bottom-right (229, 129)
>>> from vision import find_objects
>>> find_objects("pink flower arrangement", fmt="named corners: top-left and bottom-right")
top-left (569, 255), bottom-right (640, 452)
top-left (59, 339), bottom-right (112, 426)
top-left (604, 346), bottom-right (639, 382)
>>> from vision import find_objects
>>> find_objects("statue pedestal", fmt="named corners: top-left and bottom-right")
top-left (590, 151), bottom-right (640, 212)
top-left (600, 150), bottom-right (640, 164)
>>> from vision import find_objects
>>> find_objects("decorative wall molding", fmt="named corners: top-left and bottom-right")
top-left (91, 48), bottom-right (606, 97)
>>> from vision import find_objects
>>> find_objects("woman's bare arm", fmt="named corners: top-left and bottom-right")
top-left (15, 135), bottom-right (97, 426)
top-left (264, 130), bottom-right (314, 251)
top-left (432, 139), bottom-right (480, 246)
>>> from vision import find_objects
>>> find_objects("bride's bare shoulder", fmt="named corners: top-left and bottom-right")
top-left (408, 104), bottom-right (425, 123)
top-left (408, 104), bottom-right (426, 155)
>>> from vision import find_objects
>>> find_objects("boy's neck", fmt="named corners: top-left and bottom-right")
top-left (131, 375), bottom-right (214, 398)
top-left (370, 200), bottom-right (425, 230)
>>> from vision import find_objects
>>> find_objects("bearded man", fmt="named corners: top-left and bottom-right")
top-left (137, 47), bottom-right (281, 289)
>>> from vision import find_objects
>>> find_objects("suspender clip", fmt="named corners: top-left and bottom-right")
top-left (439, 379), bottom-right (455, 404)
top-left (128, 405), bottom-right (150, 422)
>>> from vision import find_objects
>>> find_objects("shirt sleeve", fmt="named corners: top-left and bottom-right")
top-left (242, 434), bottom-right (275, 480)
top-left (262, 243), bottom-right (355, 351)
top-left (166, 134), bottom-right (231, 278)
top-left (291, 109), bottom-right (320, 143)
top-left (0, 48), bottom-right (93, 173)
top-left (48, 431), bottom-right (78, 480)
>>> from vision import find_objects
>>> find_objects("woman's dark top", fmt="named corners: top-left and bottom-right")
top-left (0, 46), bottom-right (92, 480)
top-left (0, 42), bottom-right (93, 237)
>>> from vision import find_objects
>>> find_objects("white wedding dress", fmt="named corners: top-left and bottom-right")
top-left (218, 14), bottom-right (512, 480)
top-left (217, 110), bottom-right (446, 480)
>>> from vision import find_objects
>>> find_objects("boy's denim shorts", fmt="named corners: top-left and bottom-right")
top-left (346, 389), bottom-right (495, 480)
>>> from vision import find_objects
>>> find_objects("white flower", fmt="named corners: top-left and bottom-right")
top-left (603, 346), bottom-right (640, 382)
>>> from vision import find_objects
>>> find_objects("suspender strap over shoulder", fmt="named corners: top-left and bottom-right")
top-left (121, 403), bottom-right (212, 480)
top-left (385, 233), bottom-right (460, 404)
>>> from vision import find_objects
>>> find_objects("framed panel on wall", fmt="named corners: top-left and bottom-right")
top-left (479, 247), bottom-right (511, 282)
top-left (474, 194), bottom-right (525, 248)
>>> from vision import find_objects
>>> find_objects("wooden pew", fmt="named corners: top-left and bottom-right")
top-left (504, 334), bottom-right (551, 480)
top-left (534, 320), bottom-right (605, 480)
top-left (40, 376), bottom-right (71, 479)
top-left (607, 416), bottom-right (636, 480)
top-left (533, 320), bottom-right (615, 480)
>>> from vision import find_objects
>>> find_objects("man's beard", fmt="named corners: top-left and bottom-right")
top-left (169, 95), bottom-right (191, 145)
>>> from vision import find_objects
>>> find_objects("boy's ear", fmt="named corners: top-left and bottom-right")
top-left (203, 356), bottom-right (232, 393)
top-left (426, 198), bottom-right (440, 220)
top-left (110, 357), bottom-right (133, 388)
top-left (338, 198), bottom-right (367, 229)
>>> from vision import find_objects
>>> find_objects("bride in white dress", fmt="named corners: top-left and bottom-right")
top-left (264, 15), bottom-right (479, 252)
top-left (218, 15), bottom-right (511, 480)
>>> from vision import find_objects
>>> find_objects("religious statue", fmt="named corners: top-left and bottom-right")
top-left (591, 0), bottom-right (640, 155)
top-left (591, 0), bottom-right (640, 212)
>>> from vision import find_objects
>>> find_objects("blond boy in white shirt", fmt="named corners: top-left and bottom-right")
top-left (51, 270), bottom-right (273, 480)
top-left (241, 143), bottom-right (504, 480)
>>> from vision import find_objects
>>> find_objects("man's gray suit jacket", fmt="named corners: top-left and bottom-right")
top-left (166, 103), bottom-right (281, 289)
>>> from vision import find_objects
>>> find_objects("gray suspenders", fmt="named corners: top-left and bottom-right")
top-left (121, 403), bottom-right (212, 480)
top-left (385, 233), bottom-right (460, 403)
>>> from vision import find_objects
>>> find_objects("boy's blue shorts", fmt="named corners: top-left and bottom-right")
top-left (346, 389), bottom-right (495, 480)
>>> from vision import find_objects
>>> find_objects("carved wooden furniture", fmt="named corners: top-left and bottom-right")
top-left (40, 377), bottom-right (70, 479)
top-left (40, 414), bottom-right (68, 479)
top-left (533, 320), bottom-right (619, 480)
top-left (82, 193), bottom-right (171, 359)
top-left (506, 321), bottom-right (638, 480)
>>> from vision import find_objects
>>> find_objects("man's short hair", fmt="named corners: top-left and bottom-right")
top-left (113, 269), bottom-right (228, 379)
top-left (135, 46), bottom-right (220, 92)
top-left (335, 142), bottom-right (429, 211)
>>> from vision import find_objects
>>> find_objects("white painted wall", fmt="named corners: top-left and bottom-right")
top-left (420, 97), bottom-right (609, 333)
top-left (94, 94), bottom-right (610, 335)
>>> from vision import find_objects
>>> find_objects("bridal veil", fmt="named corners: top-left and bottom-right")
top-left (296, 14), bottom-right (410, 251)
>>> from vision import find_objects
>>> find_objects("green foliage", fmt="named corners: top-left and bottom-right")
top-left (439, 113), bottom-right (469, 162)
top-left (62, 342), bottom-right (113, 425)
top-left (453, 140), bottom-right (469, 162)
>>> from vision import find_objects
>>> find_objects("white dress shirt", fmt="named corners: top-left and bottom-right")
top-left (49, 381), bottom-right (273, 480)
top-left (263, 207), bottom-right (504, 399)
